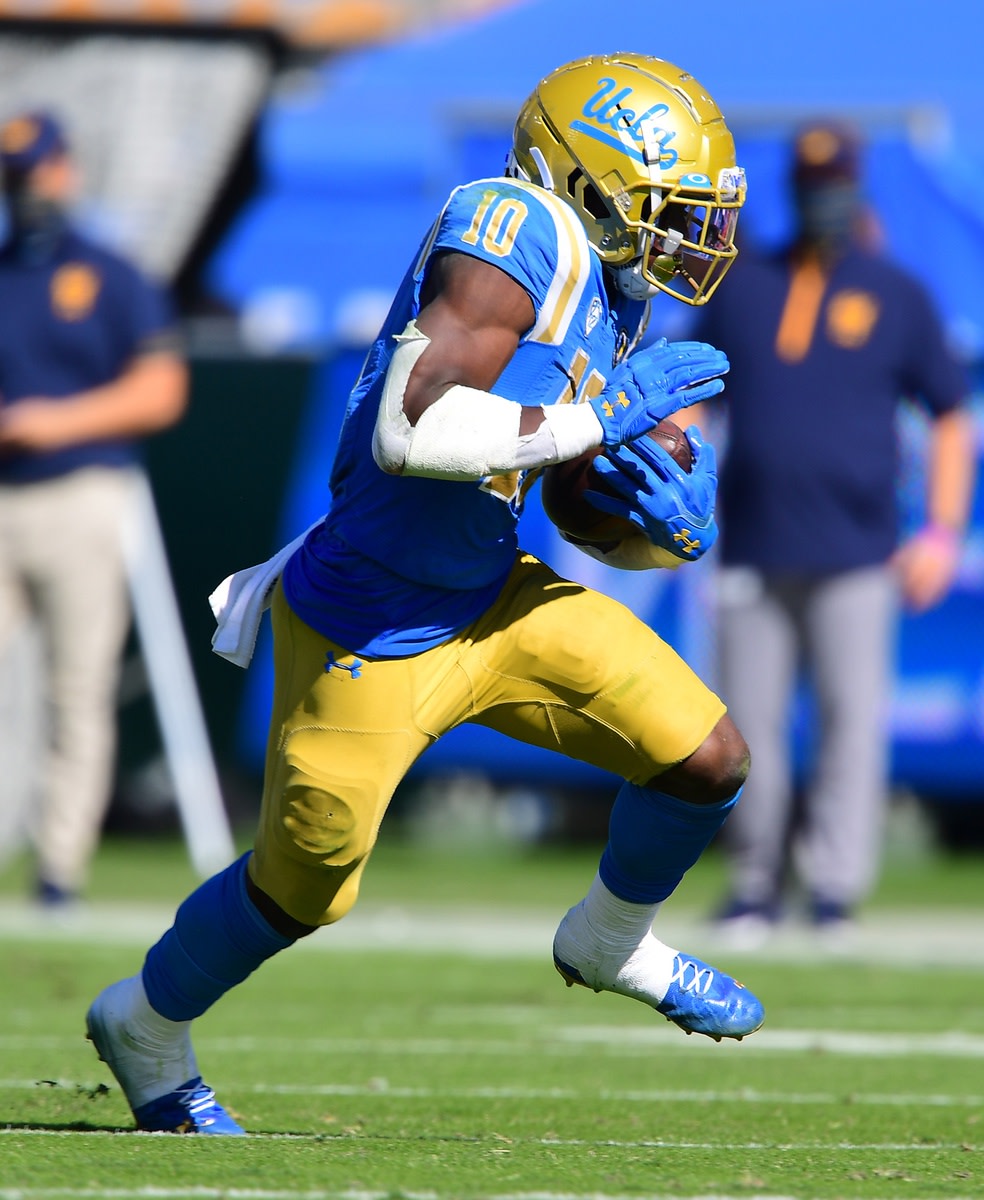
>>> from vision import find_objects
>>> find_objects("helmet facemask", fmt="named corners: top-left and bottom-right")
top-left (609, 172), bottom-right (745, 303)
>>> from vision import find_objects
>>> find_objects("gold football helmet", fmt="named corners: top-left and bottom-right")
top-left (507, 52), bottom-right (746, 304)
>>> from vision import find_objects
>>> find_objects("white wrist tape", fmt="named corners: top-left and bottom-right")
top-left (372, 320), bottom-right (604, 480)
top-left (538, 402), bottom-right (605, 463)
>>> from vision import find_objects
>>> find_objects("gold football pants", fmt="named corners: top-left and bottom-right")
top-left (250, 552), bottom-right (725, 925)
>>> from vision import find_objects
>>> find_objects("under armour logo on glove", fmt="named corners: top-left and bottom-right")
top-left (587, 425), bottom-right (720, 563)
top-left (672, 529), bottom-right (703, 557)
top-left (325, 652), bottom-right (363, 679)
top-left (588, 338), bottom-right (729, 447)
top-left (600, 391), bottom-right (632, 419)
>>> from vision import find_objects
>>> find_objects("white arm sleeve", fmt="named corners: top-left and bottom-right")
top-left (372, 320), bottom-right (604, 480)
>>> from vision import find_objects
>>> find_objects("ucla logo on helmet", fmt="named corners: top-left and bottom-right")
top-left (571, 76), bottom-right (678, 168)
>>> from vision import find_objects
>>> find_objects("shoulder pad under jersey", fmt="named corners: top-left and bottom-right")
top-left (416, 177), bottom-right (596, 347)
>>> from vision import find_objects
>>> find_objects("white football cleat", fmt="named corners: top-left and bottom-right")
top-left (553, 899), bottom-right (765, 1042)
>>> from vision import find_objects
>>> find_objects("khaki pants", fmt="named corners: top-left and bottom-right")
top-left (0, 467), bottom-right (132, 892)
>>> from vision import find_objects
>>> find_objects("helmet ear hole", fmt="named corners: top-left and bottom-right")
top-left (582, 183), bottom-right (609, 222)
top-left (567, 168), bottom-right (609, 222)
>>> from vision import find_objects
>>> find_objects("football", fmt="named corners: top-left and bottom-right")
top-left (540, 417), bottom-right (694, 544)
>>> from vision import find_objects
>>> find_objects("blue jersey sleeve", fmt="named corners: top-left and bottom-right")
top-left (423, 178), bottom-right (597, 349)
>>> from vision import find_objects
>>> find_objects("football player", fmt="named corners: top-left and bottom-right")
top-left (86, 53), bottom-right (762, 1135)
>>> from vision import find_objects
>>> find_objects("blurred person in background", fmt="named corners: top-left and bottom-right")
top-left (0, 111), bottom-right (188, 907)
top-left (691, 120), bottom-right (976, 947)
top-left (84, 53), bottom-right (765, 1137)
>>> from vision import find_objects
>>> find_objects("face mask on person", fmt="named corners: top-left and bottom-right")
top-left (4, 177), bottom-right (68, 260)
top-left (793, 181), bottom-right (861, 253)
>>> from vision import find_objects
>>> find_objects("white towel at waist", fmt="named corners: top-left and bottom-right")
top-left (209, 520), bottom-right (322, 668)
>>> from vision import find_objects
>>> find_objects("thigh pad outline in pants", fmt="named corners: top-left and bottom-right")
top-left (252, 559), bottom-right (726, 925)
top-left (459, 555), bottom-right (725, 785)
top-left (252, 586), bottom-right (471, 926)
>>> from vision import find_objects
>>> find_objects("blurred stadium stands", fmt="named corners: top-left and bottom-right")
top-left (2, 0), bottom-right (984, 842)
top-left (202, 0), bottom-right (984, 357)
top-left (0, 0), bottom-right (513, 50)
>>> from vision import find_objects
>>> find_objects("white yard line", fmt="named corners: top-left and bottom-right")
top-left (2, 1074), bottom-right (982, 1106)
top-left (0, 1187), bottom-right (803, 1200)
top-left (0, 900), bottom-right (982, 968)
top-left (5, 1022), bottom-right (984, 1060)
top-left (0, 1132), bottom-right (975, 1152)
top-left (0, 1185), bottom-right (969, 1200)
top-left (0, 1186), bottom-right (807, 1200)
top-left (4, 1026), bottom-right (984, 1061)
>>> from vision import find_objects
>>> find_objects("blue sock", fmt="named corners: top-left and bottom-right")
top-left (599, 782), bottom-right (742, 904)
top-left (142, 852), bottom-right (295, 1021)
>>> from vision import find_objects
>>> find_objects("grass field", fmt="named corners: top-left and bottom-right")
top-left (0, 826), bottom-right (982, 1199)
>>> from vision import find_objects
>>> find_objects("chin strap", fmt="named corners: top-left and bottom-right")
top-left (611, 258), bottom-right (662, 301)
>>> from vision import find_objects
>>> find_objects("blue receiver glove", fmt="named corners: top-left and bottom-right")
top-left (585, 425), bottom-right (719, 562)
top-left (587, 337), bottom-right (729, 448)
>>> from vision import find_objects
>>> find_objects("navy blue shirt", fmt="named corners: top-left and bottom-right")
top-left (694, 245), bottom-right (969, 571)
top-left (0, 227), bottom-right (176, 483)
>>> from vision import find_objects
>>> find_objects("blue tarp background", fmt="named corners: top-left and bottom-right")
top-left (211, 0), bottom-right (984, 355)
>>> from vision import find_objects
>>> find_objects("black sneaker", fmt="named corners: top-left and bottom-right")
top-left (37, 880), bottom-right (79, 908)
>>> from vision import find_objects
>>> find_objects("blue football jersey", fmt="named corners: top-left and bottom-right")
top-left (283, 177), bottom-right (647, 656)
